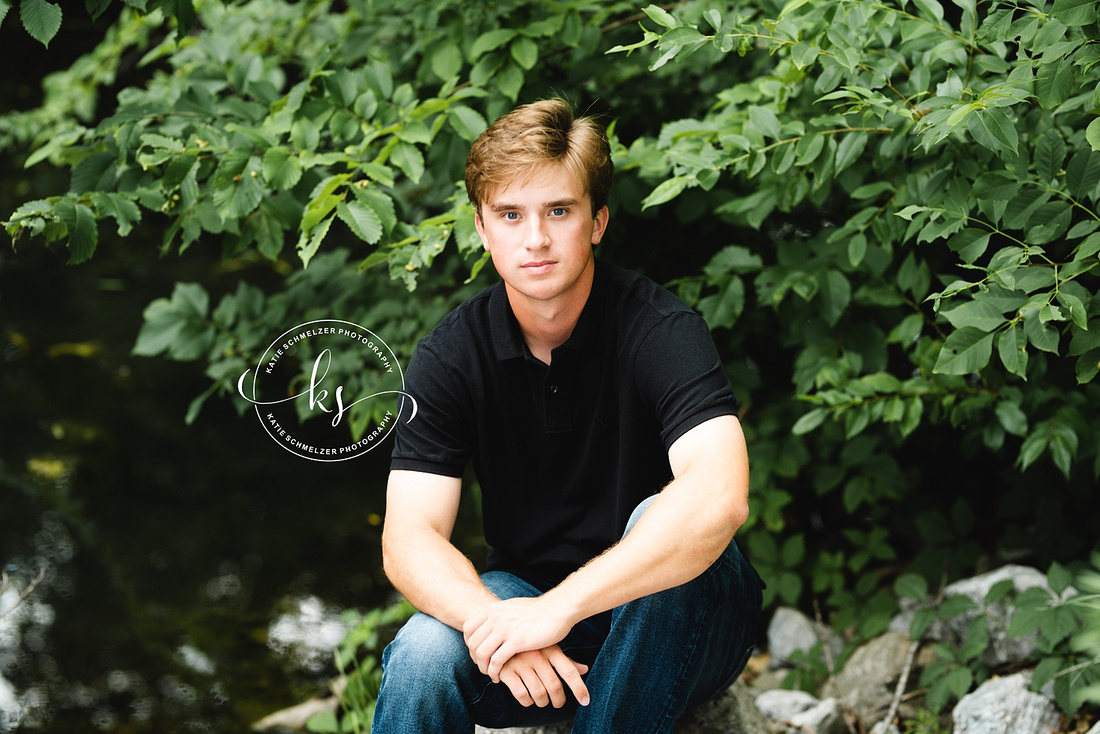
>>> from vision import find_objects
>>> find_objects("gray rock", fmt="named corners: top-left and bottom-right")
top-left (766, 607), bottom-right (842, 668)
top-left (890, 565), bottom-right (1064, 668)
top-left (674, 680), bottom-right (774, 734)
top-left (477, 680), bottom-right (772, 734)
top-left (951, 672), bottom-right (1060, 734)
top-left (827, 631), bottom-right (912, 726)
top-left (788, 697), bottom-right (845, 734)
top-left (754, 689), bottom-right (819, 720)
top-left (869, 722), bottom-right (901, 734)
top-left (477, 724), bottom-right (570, 734)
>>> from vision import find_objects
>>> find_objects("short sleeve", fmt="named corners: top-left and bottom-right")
top-left (632, 311), bottom-right (738, 450)
top-left (390, 341), bottom-right (474, 477)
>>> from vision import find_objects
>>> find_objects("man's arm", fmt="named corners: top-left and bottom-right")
top-left (382, 469), bottom-right (495, 629)
top-left (382, 469), bottom-right (590, 708)
top-left (464, 414), bottom-right (750, 680)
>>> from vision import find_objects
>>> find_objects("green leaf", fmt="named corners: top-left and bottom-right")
top-left (747, 106), bottom-right (782, 141)
top-left (1051, 0), bottom-right (1097, 25)
top-left (913, 0), bottom-right (945, 21)
top-left (90, 192), bottom-right (141, 237)
top-left (643, 4), bottom-right (680, 29)
top-left (834, 132), bottom-right (867, 174)
top-left (1035, 129), bottom-right (1067, 182)
top-left (449, 106), bottom-right (487, 142)
top-left (55, 199), bottom-right (98, 264)
top-left (495, 61), bottom-right (524, 101)
top-left (470, 28), bottom-right (516, 59)
top-left (1048, 561), bottom-right (1073, 595)
top-left (297, 212), bottom-right (334, 269)
top-left (391, 141), bottom-right (425, 184)
top-left (304, 710), bottom-right (340, 733)
top-left (336, 200), bottom-right (383, 244)
top-left (816, 270), bottom-right (851, 326)
top-left (1066, 150), bottom-right (1100, 198)
top-left (20, 0), bottom-right (62, 46)
top-left (927, 667), bottom-right (973, 713)
top-left (995, 399), bottom-right (1028, 436)
top-left (934, 327), bottom-right (995, 374)
top-left (1036, 58), bottom-right (1074, 110)
top-left (967, 109), bottom-right (1018, 154)
top-left (510, 36), bottom-right (539, 70)
top-left (792, 407), bottom-right (828, 435)
top-left (698, 276), bottom-right (745, 329)
top-left (642, 176), bottom-right (691, 209)
top-left (1087, 118), bottom-right (1100, 153)
top-left (430, 40), bottom-right (463, 80)
top-left (212, 154), bottom-right (264, 220)
top-left (262, 147), bottom-right (303, 190)
top-left (895, 573), bottom-right (928, 602)
top-left (942, 300), bottom-right (1007, 331)
top-left (0, 0), bottom-right (11, 25)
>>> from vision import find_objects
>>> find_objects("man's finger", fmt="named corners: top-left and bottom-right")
top-left (547, 648), bottom-right (590, 707)
top-left (486, 640), bottom-right (515, 681)
top-left (498, 667), bottom-right (534, 707)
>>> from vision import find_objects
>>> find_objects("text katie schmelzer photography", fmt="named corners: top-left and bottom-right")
top-left (236, 319), bottom-right (415, 462)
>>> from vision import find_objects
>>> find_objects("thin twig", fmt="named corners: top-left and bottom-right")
top-left (0, 565), bottom-right (47, 622)
top-left (881, 639), bottom-right (920, 728)
top-left (813, 598), bottom-right (859, 734)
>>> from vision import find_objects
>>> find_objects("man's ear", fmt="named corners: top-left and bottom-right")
top-left (591, 205), bottom-right (610, 246)
top-left (474, 211), bottom-right (490, 250)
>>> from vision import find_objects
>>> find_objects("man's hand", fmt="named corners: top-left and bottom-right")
top-left (497, 645), bottom-right (590, 708)
top-left (462, 596), bottom-right (575, 680)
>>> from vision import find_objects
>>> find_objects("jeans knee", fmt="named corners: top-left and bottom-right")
top-left (381, 612), bottom-right (470, 689)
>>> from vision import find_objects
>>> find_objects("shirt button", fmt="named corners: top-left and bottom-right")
top-left (550, 385), bottom-right (559, 394)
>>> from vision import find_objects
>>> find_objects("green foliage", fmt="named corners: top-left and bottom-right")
top-left (304, 598), bottom-right (416, 734)
top-left (1012, 556), bottom-right (1100, 715)
top-left (896, 559), bottom-right (1100, 716)
top-left (5, 0), bottom-right (1100, 692)
top-left (0, 0), bottom-right (201, 47)
top-left (902, 709), bottom-right (951, 734)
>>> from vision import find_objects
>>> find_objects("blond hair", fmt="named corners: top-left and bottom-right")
top-left (465, 98), bottom-right (613, 216)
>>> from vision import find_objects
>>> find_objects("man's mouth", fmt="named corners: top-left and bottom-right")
top-left (522, 261), bottom-right (556, 273)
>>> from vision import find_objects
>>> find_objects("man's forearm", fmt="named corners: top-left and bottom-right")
top-left (539, 476), bottom-right (743, 627)
top-left (383, 528), bottom-right (498, 631)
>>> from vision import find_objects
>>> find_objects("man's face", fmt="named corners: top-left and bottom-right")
top-left (475, 163), bottom-right (609, 310)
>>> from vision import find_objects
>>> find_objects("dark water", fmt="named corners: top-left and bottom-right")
top-left (0, 240), bottom-right (398, 732)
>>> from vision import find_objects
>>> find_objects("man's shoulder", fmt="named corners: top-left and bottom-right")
top-left (601, 259), bottom-right (696, 324)
top-left (416, 282), bottom-right (499, 351)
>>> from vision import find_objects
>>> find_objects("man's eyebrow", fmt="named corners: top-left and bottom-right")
top-left (487, 197), bottom-right (580, 212)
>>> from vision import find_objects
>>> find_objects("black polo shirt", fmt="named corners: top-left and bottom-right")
top-left (390, 258), bottom-right (738, 585)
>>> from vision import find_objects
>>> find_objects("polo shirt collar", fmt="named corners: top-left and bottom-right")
top-left (488, 257), bottom-right (608, 361)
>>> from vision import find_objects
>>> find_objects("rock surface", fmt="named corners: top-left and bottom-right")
top-left (827, 631), bottom-right (913, 726)
top-left (951, 672), bottom-right (1061, 734)
top-left (765, 607), bottom-right (842, 667)
top-left (476, 680), bottom-right (772, 734)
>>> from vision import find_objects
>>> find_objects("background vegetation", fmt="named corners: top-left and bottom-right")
top-left (4, 0), bottom-right (1100, 727)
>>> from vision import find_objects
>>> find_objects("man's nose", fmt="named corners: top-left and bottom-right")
top-left (524, 217), bottom-right (551, 249)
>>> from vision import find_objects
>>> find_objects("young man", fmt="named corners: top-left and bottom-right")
top-left (373, 99), bottom-right (762, 733)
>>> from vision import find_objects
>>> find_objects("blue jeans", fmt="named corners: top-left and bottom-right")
top-left (372, 497), bottom-right (762, 733)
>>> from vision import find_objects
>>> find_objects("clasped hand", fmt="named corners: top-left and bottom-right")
top-left (462, 597), bottom-right (590, 708)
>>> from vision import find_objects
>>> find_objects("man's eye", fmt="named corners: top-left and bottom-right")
top-left (503, 211), bottom-right (519, 220)
top-left (550, 208), bottom-right (566, 217)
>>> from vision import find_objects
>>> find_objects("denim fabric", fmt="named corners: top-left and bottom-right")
top-left (372, 497), bottom-right (762, 733)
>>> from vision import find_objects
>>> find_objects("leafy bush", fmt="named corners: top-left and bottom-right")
top-left (4, 0), bottom-right (1100, 706)
top-left (897, 558), bottom-right (1100, 716)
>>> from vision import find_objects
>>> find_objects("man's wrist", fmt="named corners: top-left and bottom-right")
top-left (537, 583), bottom-right (586, 630)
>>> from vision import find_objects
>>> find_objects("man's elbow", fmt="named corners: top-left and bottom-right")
top-left (380, 527), bottom-right (403, 587)
top-left (717, 484), bottom-right (750, 539)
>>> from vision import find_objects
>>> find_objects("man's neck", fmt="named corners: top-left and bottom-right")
top-left (506, 263), bottom-right (595, 365)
